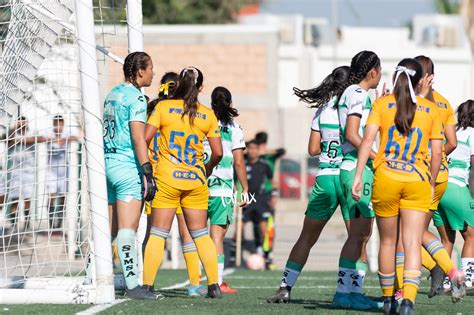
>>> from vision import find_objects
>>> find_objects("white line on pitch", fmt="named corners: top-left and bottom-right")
top-left (232, 285), bottom-right (381, 289)
top-left (76, 299), bottom-right (126, 315)
top-left (160, 268), bottom-right (235, 290)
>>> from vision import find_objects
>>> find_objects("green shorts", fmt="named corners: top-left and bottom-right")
top-left (306, 173), bottom-right (349, 221)
top-left (340, 167), bottom-right (375, 219)
top-left (208, 196), bottom-right (234, 225)
top-left (433, 182), bottom-right (474, 230)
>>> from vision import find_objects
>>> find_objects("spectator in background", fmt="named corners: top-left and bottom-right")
top-left (242, 140), bottom-right (273, 266)
top-left (7, 116), bottom-right (49, 232)
top-left (254, 131), bottom-right (285, 270)
top-left (46, 115), bottom-right (77, 232)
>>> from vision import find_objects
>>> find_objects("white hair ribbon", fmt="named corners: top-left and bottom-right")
top-left (182, 67), bottom-right (199, 84)
top-left (393, 66), bottom-right (417, 103)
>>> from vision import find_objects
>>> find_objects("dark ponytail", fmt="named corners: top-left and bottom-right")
top-left (293, 65), bottom-right (351, 108)
top-left (211, 86), bottom-right (238, 125)
top-left (456, 100), bottom-right (474, 130)
top-left (123, 52), bottom-right (151, 89)
top-left (147, 72), bottom-right (179, 116)
top-left (173, 66), bottom-right (204, 125)
top-left (349, 50), bottom-right (380, 84)
top-left (414, 55), bottom-right (435, 102)
top-left (393, 58), bottom-right (423, 135)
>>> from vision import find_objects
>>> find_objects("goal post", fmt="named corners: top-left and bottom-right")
top-left (75, 0), bottom-right (114, 304)
top-left (0, 0), bottom-right (142, 304)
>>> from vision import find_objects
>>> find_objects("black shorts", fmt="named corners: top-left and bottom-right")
top-left (243, 193), bottom-right (273, 223)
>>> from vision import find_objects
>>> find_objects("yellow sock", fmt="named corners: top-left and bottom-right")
top-left (190, 228), bottom-right (218, 285)
top-left (421, 247), bottom-right (436, 271)
top-left (395, 252), bottom-right (404, 291)
top-left (378, 271), bottom-right (395, 297)
top-left (424, 239), bottom-right (454, 274)
top-left (143, 227), bottom-right (169, 286)
top-left (403, 269), bottom-right (421, 302)
top-left (182, 241), bottom-right (201, 286)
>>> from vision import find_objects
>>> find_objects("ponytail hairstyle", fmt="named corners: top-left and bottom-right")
top-left (456, 100), bottom-right (474, 130)
top-left (392, 58), bottom-right (423, 135)
top-left (173, 66), bottom-right (204, 125)
top-left (349, 50), bottom-right (380, 84)
top-left (211, 86), bottom-right (238, 126)
top-left (147, 72), bottom-right (179, 116)
top-left (123, 52), bottom-right (151, 89)
top-left (293, 66), bottom-right (351, 109)
top-left (414, 55), bottom-right (435, 102)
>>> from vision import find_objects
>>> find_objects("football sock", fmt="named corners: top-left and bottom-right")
top-left (280, 259), bottom-right (303, 289)
top-left (116, 228), bottom-right (139, 290)
top-left (462, 258), bottom-right (474, 287)
top-left (143, 226), bottom-right (169, 286)
top-left (182, 241), bottom-right (201, 286)
top-left (395, 252), bottom-right (404, 291)
top-left (421, 247), bottom-right (436, 271)
top-left (190, 228), bottom-right (218, 285)
top-left (424, 239), bottom-right (454, 275)
top-left (217, 254), bottom-right (225, 286)
top-left (336, 257), bottom-right (355, 294)
top-left (403, 269), bottom-right (421, 303)
top-left (378, 271), bottom-right (395, 297)
top-left (351, 260), bottom-right (367, 294)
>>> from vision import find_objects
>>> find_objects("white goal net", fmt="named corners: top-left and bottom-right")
top-left (0, 0), bottom-right (137, 304)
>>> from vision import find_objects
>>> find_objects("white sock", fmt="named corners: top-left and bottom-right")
top-left (351, 269), bottom-right (366, 294)
top-left (336, 268), bottom-right (353, 294)
top-left (280, 268), bottom-right (300, 289)
top-left (218, 254), bottom-right (225, 286)
top-left (462, 258), bottom-right (474, 287)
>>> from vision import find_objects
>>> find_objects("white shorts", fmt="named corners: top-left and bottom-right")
top-left (8, 170), bottom-right (35, 200)
top-left (46, 166), bottom-right (68, 194)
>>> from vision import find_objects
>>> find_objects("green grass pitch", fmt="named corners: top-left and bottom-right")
top-left (2, 269), bottom-right (473, 314)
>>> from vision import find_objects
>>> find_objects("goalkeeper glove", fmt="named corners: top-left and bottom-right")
top-left (141, 162), bottom-right (157, 202)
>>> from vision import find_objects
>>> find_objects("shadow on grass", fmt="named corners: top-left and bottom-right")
top-left (159, 289), bottom-right (189, 298)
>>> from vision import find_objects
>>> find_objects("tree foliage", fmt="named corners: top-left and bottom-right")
top-left (142, 0), bottom-right (259, 24)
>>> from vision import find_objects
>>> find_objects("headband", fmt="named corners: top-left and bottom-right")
top-left (393, 66), bottom-right (417, 103)
top-left (182, 67), bottom-right (199, 84)
top-left (158, 81), bottom-right (176, 96)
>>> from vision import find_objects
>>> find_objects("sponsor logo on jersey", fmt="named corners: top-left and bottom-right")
top-left (173, 170), bottom-right (199, 180)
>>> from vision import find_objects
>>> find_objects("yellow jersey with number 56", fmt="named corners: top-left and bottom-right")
top-left (147, 99), bottom-right (220, 190)
top-left (367, 94), bottom-right (443, 182)
top-left (432, 90), bottom-right (455, 183)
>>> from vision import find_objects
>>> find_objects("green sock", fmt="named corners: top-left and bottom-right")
top-left (116, 228), bottom-right (139, 290)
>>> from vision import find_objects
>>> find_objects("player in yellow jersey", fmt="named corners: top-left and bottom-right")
top-left (146, 71), bottom-right (205, 297)
top-left (352, 58), bottom-right (443, 314)
top-left (393, 56), bottom-right (464, 301)
top-left (143, 67), bottom-right (224, 298)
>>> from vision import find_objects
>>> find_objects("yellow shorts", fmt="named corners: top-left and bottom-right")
top-left (372, 170), bottom-right (431, 217)
top-left (150, 179), bottom-right (208, 210)
top-left (430, 181), bottom-right (448, 211)
top-left (145, 202), bottom-right (183, 215)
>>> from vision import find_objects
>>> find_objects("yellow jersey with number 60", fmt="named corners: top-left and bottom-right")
top-left (147, 99), bottom-right (220, 190)
top-left (432, 90), bottom-right (455, 183)
top-left (367, 94), bottom-right (444, 182)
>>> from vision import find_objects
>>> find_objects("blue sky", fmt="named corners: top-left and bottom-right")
top-left (261, 0), bottom-right (439, 27)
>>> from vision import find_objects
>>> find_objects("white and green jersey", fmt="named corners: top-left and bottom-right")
top-left (337, 84), bottom-right (374, 171)
top-left (447, 127), bottom-right (474, 187)
top-left (205, 121), bottom-right (245, 197)
top-left (311, 102), bottom-right (342, 176)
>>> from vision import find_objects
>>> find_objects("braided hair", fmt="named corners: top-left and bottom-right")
top-left (211, 86), bottom-right (238, 126)
top-left (294, 66), bottom-right (351, 109)
top-left (349, 50), bottom-right (380, 85)
top-left (123, 52), bottom-right (151, 89)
